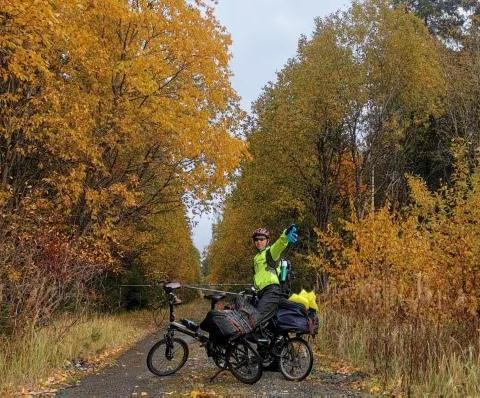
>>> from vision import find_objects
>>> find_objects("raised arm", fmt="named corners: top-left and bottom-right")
top-left (270, 224), bottom-right (298, 261)
top-left (270, 231), bottom-right (289, 261)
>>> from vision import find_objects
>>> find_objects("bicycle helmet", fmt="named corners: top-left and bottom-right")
top-left (252, 227), bottom-right (270, 240)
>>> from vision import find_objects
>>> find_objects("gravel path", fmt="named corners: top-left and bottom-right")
top-left (55, 330), bottom-right (371, 398)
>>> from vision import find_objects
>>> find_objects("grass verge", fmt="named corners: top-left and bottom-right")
top-left (0, 300), bottom-right (205, 396)
top-left (315, 306), bottom-right (480, 396)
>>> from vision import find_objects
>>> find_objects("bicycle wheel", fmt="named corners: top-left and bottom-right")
top-left (279, 337), bottom-right (313, 381)
top-left (147, 337), bottom-right (189, 376)
top-left (226, 340), bottom-right (263, 384)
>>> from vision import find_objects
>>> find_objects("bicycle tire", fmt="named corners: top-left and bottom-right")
top-left (147, 337), bottom-right (189, 376)
top-left (279, 337), bottom-right (313, 381)
top-left (226, 339), bottom-right (263, 384)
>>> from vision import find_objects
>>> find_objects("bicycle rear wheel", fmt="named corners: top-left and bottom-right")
top-left (279, 337), bottom-right (313, 381)
top-left (147, 337), bottom-right (189, 376)
top-left (226, 339), bottom-right (263, 384)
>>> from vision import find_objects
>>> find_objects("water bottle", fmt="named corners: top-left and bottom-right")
top-left (279, 259), bottom-right (288, 282)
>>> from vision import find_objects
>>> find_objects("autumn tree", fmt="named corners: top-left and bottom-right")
top-left (392, 0), bottom-right (478, 41)
top-left (309, 143), bottom-right (480, 385)
top-left (0, 0), bottom-right (246, 331)
top-left (389, 1), bottom-right (480, 192)
top-left (207, 0), bottom-right (444, 284)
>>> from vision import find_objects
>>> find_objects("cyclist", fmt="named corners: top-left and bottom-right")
top-left (251, 224), bottom-right (298, 322)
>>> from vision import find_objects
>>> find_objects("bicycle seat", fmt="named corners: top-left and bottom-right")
top-left (204, 293), bottom-right (226, 310)
top-left (164, 282), bottom-right (181, 292)
top-left (204, 293), bottom-right (226, 301)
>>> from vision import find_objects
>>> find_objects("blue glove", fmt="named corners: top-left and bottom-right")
top-left (285, 224), bottom-right (298, 244)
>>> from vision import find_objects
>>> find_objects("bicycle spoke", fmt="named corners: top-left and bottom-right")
top-left (147, 337), bottom-right (189, 376)
top-left (228, 342), bottom-right (260, 380)
top-left (279, 338), bottom-right (313, 381)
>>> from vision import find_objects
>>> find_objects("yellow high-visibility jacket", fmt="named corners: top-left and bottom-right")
top-left (253, 231), bottom-right (289, 292)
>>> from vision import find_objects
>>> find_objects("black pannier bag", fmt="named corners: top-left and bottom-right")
top-left (200, 309), bottom-right (254, 343)
top-left (233, 295), bottom-right (260, 327)
top-left (276, 298), bottom-right (309, 333)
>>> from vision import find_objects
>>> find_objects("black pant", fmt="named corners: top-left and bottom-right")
top-left (256, 284), bottom-right (281, 323)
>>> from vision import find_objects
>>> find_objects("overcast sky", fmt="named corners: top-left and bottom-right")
top-left (191, 0), bottom-right (349, 254)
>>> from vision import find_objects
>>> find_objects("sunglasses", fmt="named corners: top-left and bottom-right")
top-left (254, 237), bottom-right (267, 242)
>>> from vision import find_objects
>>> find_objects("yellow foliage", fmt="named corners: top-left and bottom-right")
top-left (311, 155), bottom-right (480, 324)
top-left (0, 0), bottom-right (245, 262)
top-left (0, 0), bottom-right (245, 331)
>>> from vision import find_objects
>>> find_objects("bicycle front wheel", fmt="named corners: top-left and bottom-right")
top-left (279, 337), bottom-right (313, 381)
top-left (147, 337), bottom-right (189, 376)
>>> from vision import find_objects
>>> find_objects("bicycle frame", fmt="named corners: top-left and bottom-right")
top-left (163, 286), bottom-right (209, 343)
